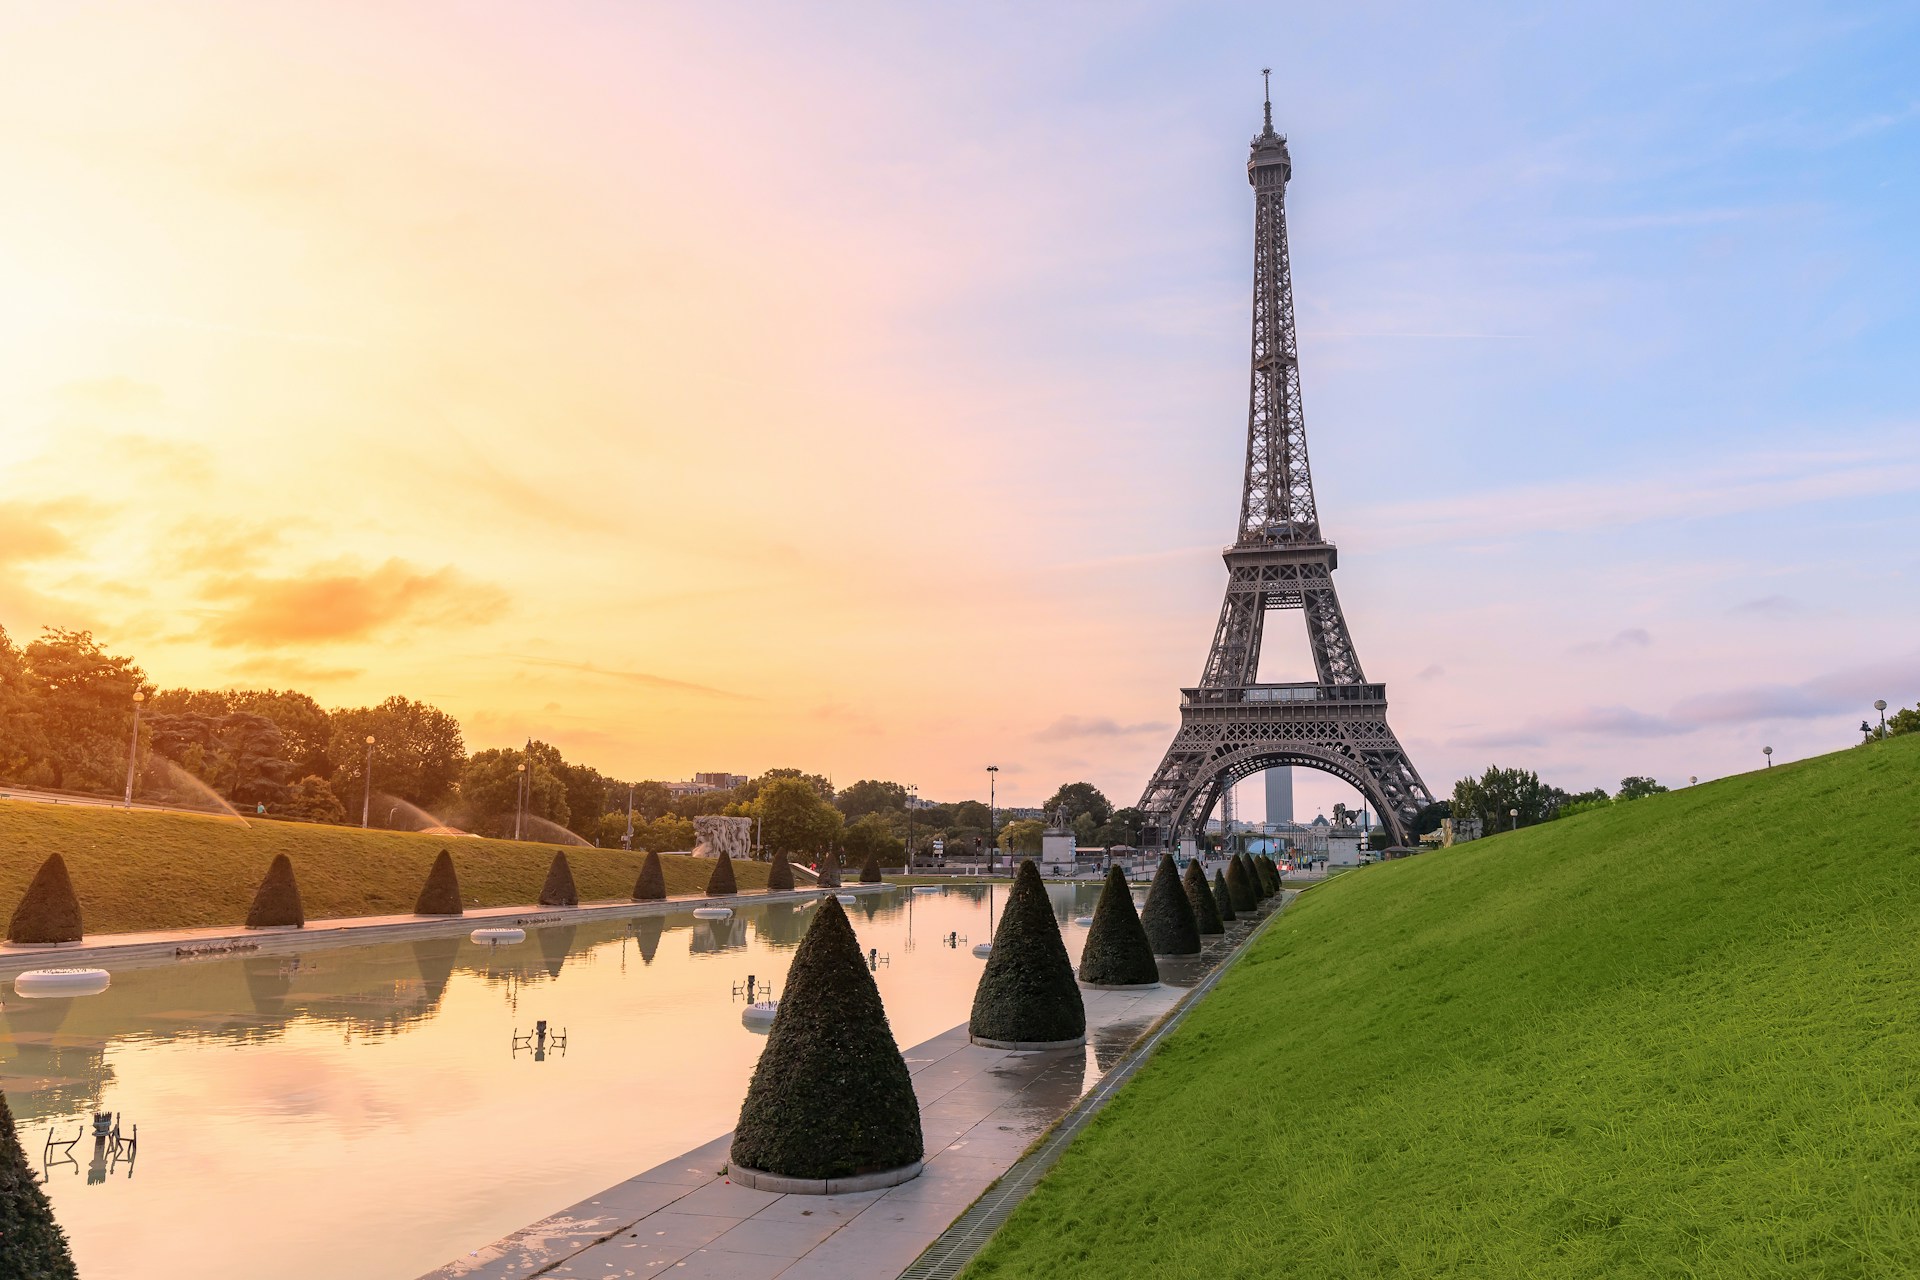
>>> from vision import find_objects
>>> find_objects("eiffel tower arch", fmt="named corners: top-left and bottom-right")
top-left (1139, 81), bottom-right (1433, 849)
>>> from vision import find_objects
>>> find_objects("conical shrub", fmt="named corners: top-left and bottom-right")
top-left (817, 851), bottom-right (842, 889)
top-left (5, 853), bottom-right (82, 945)
top-left (245, 853), bottom-right (305, 928)
top-left (969, 860), bottom-right (1085, 1046)
top-left (1242, 852), bottom-right (1269, 902)
top-left (0, 1089), bottom-right (77, 1279)
top-left (1226, 855), bottom-right (1257, 914)
top-left (1140, 853), bottom-right (1202, 957)
top-left (632, 850), bottom-right (666, 901)
top-left (1213, 868), bottom-right (1237, 923)
top-left (706, 851), bottom-right (737, 896)
top-left (414, 849), bottom-right (463, 916)
top-left (767, 849), bottom-right (795, 892)
top-left (539, 851), bottom-right (579, 907)
top-left (1077, 865), bottom-right (1158, 986)
top-left (1261, 855), bottom-right (1282, 896)
top-left (731, 895), bottom-right (923, 1180)
top-left (860, 853), bottom-right (883, 884)
top-left (1183, 859), bottom-right (1224, 935)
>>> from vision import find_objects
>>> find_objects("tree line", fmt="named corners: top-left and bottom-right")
top-left (0, 625), bottom-right (1145, 864)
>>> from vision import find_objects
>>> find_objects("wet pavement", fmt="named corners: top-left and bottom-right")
top-left (423, 984), bottom-right (1190, 1279)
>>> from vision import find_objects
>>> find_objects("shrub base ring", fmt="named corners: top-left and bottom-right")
top-left (1150, 949), bottom-right (1203, 959)
top-left (969, 1033), bottom-right (1086, 1051)
top-left (729, 1161), bottom-right (923, 1195)
top-left (1078, 979), bottom-right (1161, 992)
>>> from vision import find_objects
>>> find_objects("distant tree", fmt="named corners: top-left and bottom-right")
top-left (328, 696), bottom-right (465, 812)
top-left (1106, 806), bottom-right (1148, 846)
top-left (739, 768), bottom-right (833, 803)
top-left (631, 780), bottom-right (673, 821)
top-left (1367, 829), bottom-right (1391, 851)
top-left (1072, 812), bottom-right (1099, 846)
top-left (1616, 776), bottom-right (1669, 801)
top-left (835, 779), bottom-right (909, 821)
top-left (637, 814), bottom-right (696, 852)
top-left (281, 775), bottom-right (346, 824)
top-left (232, 689), bottom-right (332, 777)
top-left (755, 777), bottom-right (843, 857)
top-left (17, 628), bottom-right (150, 791)
top-left (844, 812), bottom-right (906, 867)
top-left (1453, 766), bottom-right (1553, 833)
top-left (1887, 704), bottom-right (1920, 738)
top-left (1043, 782), bottom-right (1113, 829)
top-left (998, 819), bottom-right (1045, 855)
top-left (1412, 801), bottom-right (1451, 837)
top-left (456, 746), bottom-right (568, 836)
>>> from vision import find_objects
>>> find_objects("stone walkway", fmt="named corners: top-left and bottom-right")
top-left (422, 983), bottom-right (1190, 1279)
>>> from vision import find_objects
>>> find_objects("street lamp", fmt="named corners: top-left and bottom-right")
top-left (361, 735), bottom-right (376, 828)
top-left (986, 765), bottom-right (999, 875)
top-left (1689, 776), bottom-right (1698, 787)
top-left (514, 761), bottom-right (527, 840)
top-left (622, 784), bottom-right (635, 851)
top-left (1875, 699), bottom-right (1888, 739)
top-left (122, 691), bottom-right (145, 809)
top-left (1763, 746), bottom-right (1773, 768)
top-left (906, 784), bottom-right (918, 873)
top-left (1509, 807), bottom-right (1518, 832)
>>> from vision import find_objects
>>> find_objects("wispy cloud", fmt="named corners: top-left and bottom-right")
top-left (1034, 715), bottom-right (1170, 742)
top-left (1728, 595), bottom-right (1802, 616)
top-left (1570, 628), bottom-right (1652, 656)
top-left (198, 559), bottom-right (505, 647)
top-left (508, 654), bottom-right (751, 700)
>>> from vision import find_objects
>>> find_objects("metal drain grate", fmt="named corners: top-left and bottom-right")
top-left (896, 895), bottom-right (1292, 1280)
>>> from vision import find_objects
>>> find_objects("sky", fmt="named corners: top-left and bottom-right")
top-left (2, 1), bottom-right (1917, 818)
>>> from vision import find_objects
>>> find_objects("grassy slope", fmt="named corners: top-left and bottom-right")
top-left (0, 801), bottom-right (767, 935)
top-left (965, 737), bottom-right (1920, 1279)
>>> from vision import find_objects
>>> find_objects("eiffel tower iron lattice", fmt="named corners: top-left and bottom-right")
top-left (1139, 83), bottom-right (1433, 849)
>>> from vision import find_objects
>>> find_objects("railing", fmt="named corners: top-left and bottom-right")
top-left (1181, 682), bottom-right (1385, 706)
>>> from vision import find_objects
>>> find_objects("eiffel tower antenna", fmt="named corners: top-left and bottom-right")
top-left (1137, 93), bottom-right (1433, 849)
top-left (1261, 68), bottom-right (1272, 132)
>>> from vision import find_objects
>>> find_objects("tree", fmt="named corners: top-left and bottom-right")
top-left (998, 819), bottom-right (1045, 855)
top-left (631, 780), bottom-right (674, 821)
top-left (457, 745), bottom-right (568, 836)
top-left (835, 779), bottom-right (909, 821)
top-left (147, 710), bottom-right (295, 807)
top-left (6, 853), bottom-right (83, 944)
top-left (730, 897), bottom-right (923, 1180)
top-left (282, 775), bottom-right (346, 824)
top-left (17, 628), bottom-right (150, 792)
top-left (0, 1089), bottom-right (78, 1278)
top-left (414, 850), bottom-right (463, 915)
top-left (1887, 704), bottom-right (1920, 738)
top-left (755, 777), bottom-right (843, 858)
top-left (1043, 782), bottom-right (1112, 828)
top-left (1413, 801), bottom-right (1451, 837)
top-left (969, 860), bottom-right (1085, 1047)
top-left (1182, 860), bottom-right (1224, 935)
top-left (539, 852), bottom-right (579, 907)
top-left (1072, 812), bottom-right (1099, 847)
top-left (1106, 806), bottom-right (1148, 847)
top-left (844, 812), bottom-right (906, 868)
top-left (1617, 776), bottom-right (1669, 801)
top-left (328, 696), bottom-right (465, 814)
top-left (1141, 854), bottom-right (1201, 956)
top-left (1452, 766), bottom-right (1554, 833)
top-left (740, 767), bottom-right (833, 803)
top-left (1078, 865), bottom-right (1159, 986)
top-left (245, 854), bottom-right (305, 928)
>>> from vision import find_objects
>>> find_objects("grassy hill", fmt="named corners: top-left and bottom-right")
top-left (964, 736), bottom-right (1920, 1279)
top-left (0, 800), bottom-right (769, 936)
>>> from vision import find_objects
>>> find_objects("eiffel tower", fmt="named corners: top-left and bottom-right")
top-left (1139, 79), bottom-right (1433, 849)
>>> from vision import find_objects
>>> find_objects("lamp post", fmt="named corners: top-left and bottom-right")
top-left (361, 735), bottom-right (375, 828)
top-left (905, 784), bottom-right (918, 873)
top-left (1509, 807), bottom-right (1518, 832)
top-left (1876, 699), bottom-right (1888, 739)
top-left (622, 784), bottom-right (635, 851)
top-left (1689, 776), bottom-right (1698, 787)
top-left (122, 691), bottom-right (145, 809)
top-left (1763, 746), bottom-right (1773, 768)
top-left (986, 765), bottom-right (998, 875)
top-left (514, 761), bottom-right (527, 840)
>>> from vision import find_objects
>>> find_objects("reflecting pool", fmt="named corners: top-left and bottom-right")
top-left (0, 884), bottom-right (1113, 1280)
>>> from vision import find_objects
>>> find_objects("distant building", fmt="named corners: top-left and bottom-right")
top-left (1264, 767), bottom-right (1293, 825)
top-left (693, 772), bottom-right (748, 790)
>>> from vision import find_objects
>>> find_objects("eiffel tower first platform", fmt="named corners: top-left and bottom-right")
top-left (1139, 83), bottom-right (1433, 849)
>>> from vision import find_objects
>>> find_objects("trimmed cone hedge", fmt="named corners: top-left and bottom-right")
top-left (633, 851), bottom-right (667, 901)
top-left (1213, 868), bottom-right (1237, 923)
top-left (1226, 855), bottom-right (1258, 914)
top-left (414, 849), bottom-right (464, 916)
top-left (1140, 853), bottom-right (1202, 956)
top-left (767, 850), bottom-right (795, 892)
top-left (706, 851), bottom-right (737, 896)
top-left (731, 895), bottom-right (924, 1179)
top-left (1077, 865), bottom-right (1158, 986)
top-left (244, 853), bottom-right (305, 928)
top-left (817, 852), bottom-right (842, 888)
top-left (6, 853), bottom-right (82, 945)
top-left (539, 851), bottom-right (580, 907)
top-left (1243, 853), bottom-right (1270, 902)
top-left (1260, 855), bottom-right (1282, 896)
top-left (1183, 859), bottom-right (1224, 935)
top-left (969, 860), bottom-right (1085, 1045)
top-left (860, 853), bottom-right (883, 884)
top-left (0, 1089), bottom-right (77, 1279)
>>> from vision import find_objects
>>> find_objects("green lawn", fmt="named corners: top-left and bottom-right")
top-left (0, 800), bottom-right (767, 936)
top-left (964, 735), bottom-right (1920, 1279)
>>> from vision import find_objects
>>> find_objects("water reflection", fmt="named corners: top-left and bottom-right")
top-left (0, 886), bottom-right (1109, 1280)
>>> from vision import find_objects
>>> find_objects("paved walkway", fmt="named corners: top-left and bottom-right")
top-left (423, 982), bottom-right (1196, 1279)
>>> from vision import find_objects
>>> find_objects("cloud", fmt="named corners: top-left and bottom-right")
top-left (1034, 715), bottom-right (1170, 742)
top-left (169, 518), bottom-right (297, 573)
top-left (509, 654), bottom-right (749, 700)
top-left (1570, 627), bottom-right (1652, 656)
top-left (1414, 664), bottom-right (1446, 680)
top-left (0, 502), bottom-right (75, 566)
top-left (1727, 595), bottom-right (1802, 616)
top-left (198, 558), bottom-right (505, 647)
top-left (226, 656), bottom-right (366, 684)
